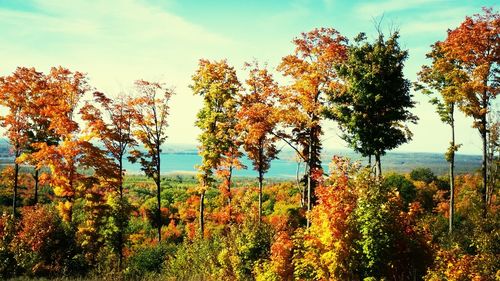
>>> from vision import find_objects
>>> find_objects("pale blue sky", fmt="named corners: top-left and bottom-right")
top-left (0, 0), bottom-right (497, 154)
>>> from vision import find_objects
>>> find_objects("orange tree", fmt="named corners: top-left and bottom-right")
top-left (0, 67), bottom-right (43, 218)
top-left (238, 61), bottom-right (280, 220)
top-left (128, 80), bottom-right (174, 242)
top-left (29, 67), bottom-right (90, 223)
top-left (439, 8), bottom-right (499, 210)
top-left (80, 91), bottom-right (137, 267)
top-left (277, 28), bottom-right (348, 227)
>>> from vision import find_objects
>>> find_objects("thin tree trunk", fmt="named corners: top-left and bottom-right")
top-left (481, 115), bottom-right (488, 216)
top-left (118, 156), bottom-right (124, 269)
top-left (258, 144), bottom-right (264, 221)
top-left (156, 151), bottom-right (162, 242)
top-left (375, 153), bottom-right (382, 179)
top-left (297, 161), bottom-right (305, 208)
top-left (13, 161), bottom-right (19, 221)
top-left (298, 162), bottom-right (306, 208)
top-left (199, 189), bottom-right (205, 237)
top-left (449, 107), bottom-right (455, 234)
top-left (306, 129), bottom-right (313, 228)
top-left (258, 168), bottom-right (263, 221)
top-left (227, 165), bottom-right (232, 205)
top-left (33, 168), bottom-right (39, 205)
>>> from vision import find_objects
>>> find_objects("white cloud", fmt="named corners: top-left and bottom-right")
top-left (0, 0), bottom-right (237, 146)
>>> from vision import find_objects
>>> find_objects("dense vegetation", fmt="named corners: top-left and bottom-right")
top-left (0, 7), bottom-right (498, 281)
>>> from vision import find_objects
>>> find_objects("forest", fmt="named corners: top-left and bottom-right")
top-left (0, 7), bottom-right (498, 281)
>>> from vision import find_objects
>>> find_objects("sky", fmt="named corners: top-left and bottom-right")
top-left (0, 0), bottom-right (497, 155)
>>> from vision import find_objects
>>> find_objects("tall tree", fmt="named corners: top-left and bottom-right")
top-left (191, 59), bottom-right (241, 236)
top-left (81, 91), bottom-right (137, 268)
top-left (129, 80), bottom-right (173, 242)
top-left (29, 67), bottom-right (90, 223)
top-left (277, 28), bottom-right (348, 227)
top-left (238, 61), bottom-right (279, 220)
top-left (415, 42), bottom-right (465, 233)
top-left (21, 71), bottom-right (59, 205)
top-left (324, 32), bottom-right (417, 178)
top-left (439, 8), bottom-right (499, 210)
top-left (0, 67), bottom-right (37, 219)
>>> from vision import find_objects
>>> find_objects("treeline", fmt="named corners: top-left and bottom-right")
top-left (0, 7), bottom-right (498, 281)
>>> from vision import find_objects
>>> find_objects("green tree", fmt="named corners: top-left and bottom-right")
top-left (325, 31), bottom-right (417, 178)
top-left (191, 59), bottom-right (241, 236)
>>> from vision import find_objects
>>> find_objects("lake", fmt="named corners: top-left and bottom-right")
top-left (122, 149), bottom-right (483, 178)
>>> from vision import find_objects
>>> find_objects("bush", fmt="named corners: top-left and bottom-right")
top-left (125, 242), bottom-right (175, 278)
top-left (11, 205), bottom-right (84, 277)
top-left (0, 214), bottom-right (16, 278)
top-left (383, 173), bottom-right (416, 208)
top-left (164, 238), bottom-right (222, 280)
top-left (410, 167), bottom-right (436, 184)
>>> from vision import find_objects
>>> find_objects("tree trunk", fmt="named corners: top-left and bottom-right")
top-left (199, 189), bottom-right (205, 237)
top-left (258, 168), bottom-right (263, 221)
top-left (118, 156), bottom-right (124, 269)
top-left (297, 161), bottom-right (305, 208)
top-left (481, 115), bottom-right (488, 216)
top-left (306, 133), bottom-right (313, 228)
top-left (13, 161), bottom-right (19, 221)
top-left (375, 153), bottom-right (382, 179)
top-left (449, 109), bottom-right (455, 234)
top-left (156, 148), bottom-right (162, 242)
top-left (227, 165), bottom-right (232, 205)
top-left (33, 168), bottom-right (39, 205)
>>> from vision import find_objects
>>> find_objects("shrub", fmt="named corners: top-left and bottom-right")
top-left (125, 242), bottom-right (175, 278)
top-left (11, 205), bottom-right (84, 277)
top-left (383, 173), bottom-right (416, 208)
top-left (0, 214), bottom-right (16, 278)
top-left (410, 167), bottom-right (436, 184)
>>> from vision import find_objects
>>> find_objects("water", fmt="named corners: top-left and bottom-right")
top-left (122, 149), bottom-right (482, 178)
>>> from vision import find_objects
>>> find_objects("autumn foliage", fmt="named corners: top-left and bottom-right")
top-left (0, 7), bottom-right (498, 280)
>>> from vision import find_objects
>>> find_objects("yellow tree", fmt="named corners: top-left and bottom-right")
top-left (238, 61), bottom-right (280, 220)
top-left (191, 59), bottom-right (241, 236)
top-left (278, 28), bottom-right (348, 227)
top-left (440, 8), bottom-right (499, 210)
top-left (129, 80), bottom-right (174, 242)
top-left (416, 42), bottom-right (467, 233)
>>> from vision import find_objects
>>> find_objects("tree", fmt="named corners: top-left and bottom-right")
top-left (80, 91), bottom-right (137, 268)
top-left (129, 80), bottom-right (173, 242)
top-left (439, 8), bottom-right (499, 211)
top-left (191, 59), bottom-right (241, 236)
top-left (29, 67), bottom-right (90, 223)
top-left (416, 42), bottom-right (465, 233)
top-left (21, 70), bottom-right (60, 205)
top-left (0, 67), bottom-right (40, 219)
top-left (238, 61), bottom-right (279, 220)
top-left (324, 31), bottom-right (417, 178)
top-left (277, 28), bottom-right (348, 227)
